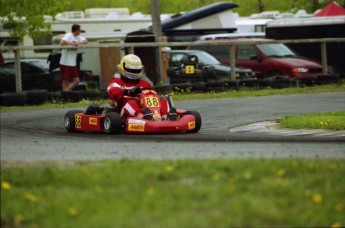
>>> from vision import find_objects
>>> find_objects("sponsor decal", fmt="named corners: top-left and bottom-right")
top-left (128, 123), bottom-right (145, 132)
top-left (75, 115), bottom-right (81, 128)
top-left (188, 121), bottom-right (195, 130)
top-left (128, 119), bottom-right (145, 124)
top-left (89, 117), bottom-right (97, 125)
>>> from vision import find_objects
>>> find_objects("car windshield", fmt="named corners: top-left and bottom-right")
top-left (192, 51), bottom-right (221, 65)
top-left (256, 43), bottom-right (296, 57)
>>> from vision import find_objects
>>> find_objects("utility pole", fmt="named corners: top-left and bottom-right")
top-left (150, 0), bottom-right (164, 83)
top-left (151, 0), bottom-right (162, 39)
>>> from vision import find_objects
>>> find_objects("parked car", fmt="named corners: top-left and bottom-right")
top-left (0, 58), bottom-right (99, 93)
top-left (188, 35), bottom-right (336, 79)
top-left (0, 59), bottom-right (59, 93)
top-left (166, 49), bottom-right (256, 84)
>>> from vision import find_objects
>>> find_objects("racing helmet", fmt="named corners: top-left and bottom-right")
top-left (120, 54), bottom-right (143, 82)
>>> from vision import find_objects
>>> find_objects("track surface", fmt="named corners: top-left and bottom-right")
top-left (1, 92), bottom-right (345, 161)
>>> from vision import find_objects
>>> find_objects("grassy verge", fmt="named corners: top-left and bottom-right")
top-left (1, 82), bottom-right (344, 111)
top-left (1, 159), bottom-right (344, 227)
top-left (279, 111), bottom-right (345, 130)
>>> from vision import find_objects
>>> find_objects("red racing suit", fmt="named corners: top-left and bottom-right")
top-left (107, 76), bottom-right (169, 118)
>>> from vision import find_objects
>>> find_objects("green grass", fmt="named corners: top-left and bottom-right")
top-left (171, 82), bottom-right (345, 100)
top-left (1, 159), bottom-right (345, 227)
top-left (279, 111), bottom-right (345, 130)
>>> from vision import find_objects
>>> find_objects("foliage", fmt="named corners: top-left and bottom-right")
top-left (63, 0), bottom-right (342, 15)
top-left (0, 0), bottom-right (66, 41)
top-left (1, 159), bottom-right (345, 227)
top-left (0, 0), bottom-right (342, 41)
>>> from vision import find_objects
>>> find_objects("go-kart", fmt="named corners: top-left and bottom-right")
top-left (64, 89), bottom-right (202, 134)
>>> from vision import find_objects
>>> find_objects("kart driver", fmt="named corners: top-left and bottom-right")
top-left (107, 54), bottom-right (176, 120)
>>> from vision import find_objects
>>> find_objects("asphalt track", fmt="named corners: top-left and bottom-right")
top-left (1, 92), bottom-right (345, 161)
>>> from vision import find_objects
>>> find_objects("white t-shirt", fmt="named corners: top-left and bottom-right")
top-left (59, 33), bottom-right (87, 66)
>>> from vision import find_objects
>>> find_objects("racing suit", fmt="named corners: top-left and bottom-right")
top-left (107, 76), bottom-right (169, 119)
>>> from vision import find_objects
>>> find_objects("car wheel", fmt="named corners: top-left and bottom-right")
top-left (103, 112), bottom-right (122, 134)
top-left (64, 110), bottom-right (83, 133)
top-left (185, 111), bottom-right (202, 133)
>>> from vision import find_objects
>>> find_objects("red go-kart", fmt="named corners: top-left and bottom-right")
top-left (64, 89), bottom-right (202, 134)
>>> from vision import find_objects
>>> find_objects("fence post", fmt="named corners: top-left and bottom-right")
top-left (99, 40), bottom-right (121, 90)
top-left (229, 44), bottom-right (236, 81)
top-left (321, 42), bottom-right (328, 74)
top-left (159, 36), bottom-right (169, 84)
top-left (14, 49), bottom-right (22, 92)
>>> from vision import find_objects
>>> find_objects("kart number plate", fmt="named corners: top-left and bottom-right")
top-left (144, 96), bottom-right (160, 108)
top-left (75, 115), bottom-right (81, 128)
top-left (185, 65), bottom-right (195, 74)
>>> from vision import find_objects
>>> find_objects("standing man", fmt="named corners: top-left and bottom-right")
top-left (60, 24), bottom-right (88, 91)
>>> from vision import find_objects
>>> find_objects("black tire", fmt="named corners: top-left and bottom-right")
top-left (80, 90), bottom-right (101, 100)
top-left (49, 91), bottom-right (63, 102)
top-left (316, 74), bottom-right (340, 85)
top-left (258, 75), bottom-right (291, 89)
top-left (171, 83), bottom-right (193, 92)
top-left (64, 110), bottom-right (84, 133)
top-left (238, 78), bottom-right (258, 88)
top-left (292, 75), bottom-right (317, 87)
top-left (0, 92), bottom-right (27, 106)
top-left (154, 84), bottom-right (172, 94)
top-left (191, 81), bottom-right (207, 92)
top-left (103, 112), bottom-right (122, 134)
top-left (62, 91), bottom-right (82, 102)
top-left (24, 89), bottom-right (49, 105)
top-left (185, 111), bottom-right (202, 133)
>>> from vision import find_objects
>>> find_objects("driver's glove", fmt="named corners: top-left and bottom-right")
top-left (124, 86), bottom-right (142, 97)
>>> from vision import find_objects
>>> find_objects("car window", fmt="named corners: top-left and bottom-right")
top-left (193, 51), bottom-right (220, 65)
top-left (170, 53), bottom-right (187, 67)
top-left (191, 45), bottom-right (231, 63)
top-left (238, 44), bottom-right (257, 60)
top-left (256, 43), bottom-right (296, 57)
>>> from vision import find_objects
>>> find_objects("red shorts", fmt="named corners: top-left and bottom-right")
top-left (60, 65), bottom-right (79, 80)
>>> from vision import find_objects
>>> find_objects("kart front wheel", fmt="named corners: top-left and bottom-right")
top-left (185, 111), bottom-right (202, 133)
top-left (103, 112), bottom-right (122, 134)
top-left (64, 110), bottom-right (83, 133)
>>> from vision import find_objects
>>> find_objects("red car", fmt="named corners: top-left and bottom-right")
top-left (64, 89), bottom-right (201, 134)
top-left (189, 36), bottom-right (336, 79)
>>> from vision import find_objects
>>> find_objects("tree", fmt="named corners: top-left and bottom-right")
top-left (0, 0), bottom-right (66, 41)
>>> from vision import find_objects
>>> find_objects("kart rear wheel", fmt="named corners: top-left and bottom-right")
top-left (64, 110), bottom-right (83, 133)
top-left (103, 112), bottom-right (122, 134)
top-left (185, 111), bottom-right (202, 133)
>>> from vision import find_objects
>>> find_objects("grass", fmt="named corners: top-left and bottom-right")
top-left (1, 83), bottom-right (345, 227)
top-left (1, 159), bottom-right (345, 227)
top-left (279, 111), bottom-right (345, 130)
